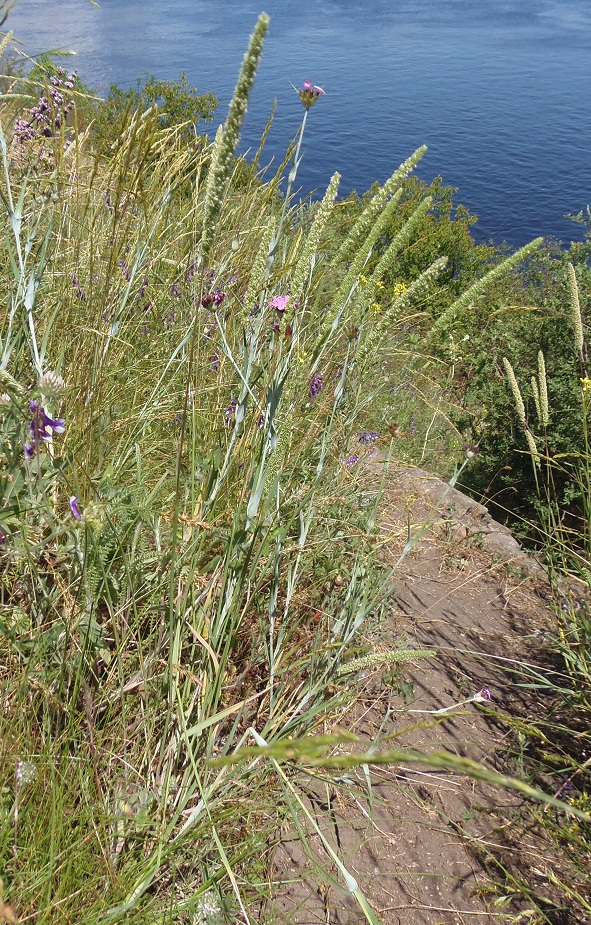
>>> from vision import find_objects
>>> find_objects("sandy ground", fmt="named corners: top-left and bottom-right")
top-left (267, 461), bottom-right (580, 925)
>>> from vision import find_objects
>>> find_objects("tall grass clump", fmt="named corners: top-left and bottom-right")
top-left (2, 13), bottom-right (587, 925)
top-left (0, 15), bottom-right (459, 922)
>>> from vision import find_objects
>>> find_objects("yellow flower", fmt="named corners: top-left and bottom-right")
top-left (358, 274), bottom-right (369, 286)
top-left (581, 377), bottom-right (591, 393)
top-left (375, 280), bottom-right (385, 290)
top-left (371, 302), bottom-right (382, 313)
top-left (393, 282), bottom-right (408, 299)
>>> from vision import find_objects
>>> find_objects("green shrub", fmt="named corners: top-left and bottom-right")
top-left (89, 72), bottom-right (218, 148)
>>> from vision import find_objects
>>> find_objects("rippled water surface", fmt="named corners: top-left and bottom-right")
top-left (7, 0), bottom-right (591, 245)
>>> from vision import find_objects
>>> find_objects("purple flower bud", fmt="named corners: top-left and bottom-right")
top-left (224, 399), bottom-right (237, 423)
top-left (310, 375), bottom-right (323, 398)
top-left (69, 496), bottom-right (82, 521)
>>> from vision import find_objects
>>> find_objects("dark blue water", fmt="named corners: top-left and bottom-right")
top-left (6, 0), bottom-right (591, 247)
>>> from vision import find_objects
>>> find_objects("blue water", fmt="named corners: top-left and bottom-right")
top-left (5, 0), bottom-right (591, 247)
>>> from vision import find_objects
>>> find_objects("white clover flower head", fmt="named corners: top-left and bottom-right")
top-left (16, 759), bottom-right (37, 788)
top-left (193, 890), bottom-right (222, 924)
top-left (39, 370), bottom-right (66, 399)
top-left (0, 393), bottom-right (10, 407)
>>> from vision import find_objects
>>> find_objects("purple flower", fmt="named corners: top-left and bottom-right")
top-left (71, 274), bottom-right (86, 301)
top-left (29, 400), bottom-right (65, 443)
top-left (269, 295), bottom-right (289, 313)
top-left (171, 283), bottom-right (180, 297)
top-left (343, 454), bottom-right (360, 467)
top-left (298, 80), bottom-right (326, 110)
top-left (310, 375), bottom-right (323, 398)
top-left (358, 431), bottom-right (379, 445)
top-left (224, 399), bottom-right (237, 423)
top-left (25, 401), bottom-right (65, 459)
top-left (69, 496), bottom-right (82, 521)
top-left (474, 687), bottom-right (492, 702)
top-left (201, 290), bottom-right (226, 308)
top-left (12, 117), bottom-right (35, 143)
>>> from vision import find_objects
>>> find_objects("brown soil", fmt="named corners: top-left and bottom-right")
top-left (267, 461), bottom-right (585, 925)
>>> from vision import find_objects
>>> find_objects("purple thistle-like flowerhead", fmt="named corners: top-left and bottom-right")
top-left (310, 375), bottom-right (323, 398)
top-left (69, 496), bottom-right (82, 521)
top-left (299, 80), bottom-right (326, 110)
top-left (269, 295), bottom-right (289, 313)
